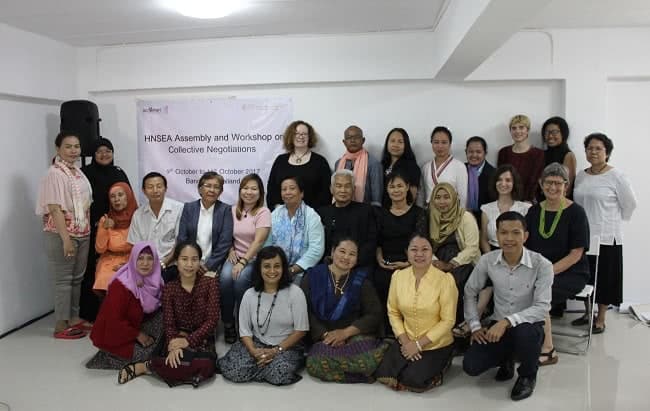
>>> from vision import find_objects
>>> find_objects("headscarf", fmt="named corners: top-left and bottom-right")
top-left (107, 182), bottom-right (138, 229)
top-left (273, 202), bottom-right (306, 265)
top-left (336, 148), bottom-right (369, 202)
top-left (108, 241), bottom-right (163, 313)
top-left (428, 182), bottom-right (465, 248)
top-left (81, 138), bottom-right (130, 227)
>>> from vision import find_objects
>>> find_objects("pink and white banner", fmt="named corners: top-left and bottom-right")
top-left (136, 97), bottom-right (292, 204)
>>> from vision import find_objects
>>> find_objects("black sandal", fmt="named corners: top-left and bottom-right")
top-left (224, 323), bottom-right (238, 344)
top-left (118, 362), bottom-right (138, 384)
top-left (538, 348), bottom-right (559, 366)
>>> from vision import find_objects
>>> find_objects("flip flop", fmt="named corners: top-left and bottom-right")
top-left (53, 326), bottom-right (87, 340)
top-left (538, 348), bottom-right (559, 366)
top-left (70, 321), bottom-right (93, 331)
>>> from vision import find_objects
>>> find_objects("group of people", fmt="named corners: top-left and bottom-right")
top-left (36, 114), bottom-right (637, 400)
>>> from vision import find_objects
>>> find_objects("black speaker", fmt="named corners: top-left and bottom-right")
top-left (60, 100), bottom-right (101, 157)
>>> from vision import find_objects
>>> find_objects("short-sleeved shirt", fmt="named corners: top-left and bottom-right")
top-left (232, 206), bottom-right (271, 257)
top-left (36, 165), bottom-right (92, 237)
top-left (481, 201), bottom-right (532, 247)
top-left (525, 202), bottom-right (590, 278)
top-left (127, 197), bottom-right (183, 258)
top-left (238, 284), bottom-right (309, 346)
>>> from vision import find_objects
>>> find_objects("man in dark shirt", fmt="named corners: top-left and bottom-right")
top-left (317, 169), bottom-right (377, 270)
top-left (463, 211), bottom-right (553, 401)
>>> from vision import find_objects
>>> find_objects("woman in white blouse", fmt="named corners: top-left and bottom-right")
top-left (417, 126), bottom-right (468, 208)
top-left (573, 133), bottom-right (637, 333)
top-left (480, 165), bottom-right (532, 253)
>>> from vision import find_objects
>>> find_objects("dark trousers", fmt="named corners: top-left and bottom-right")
top-left (463, 321), bottom-right (544, 379)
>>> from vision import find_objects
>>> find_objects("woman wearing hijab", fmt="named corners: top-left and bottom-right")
top-left (80, 138), bottom-right (130, 321)
top-left (86, 241), bottom-right (164, 369)
top-left (429, 183), bottom-right (480, 327)
top-left (93, 182), bottom-right (138, 294)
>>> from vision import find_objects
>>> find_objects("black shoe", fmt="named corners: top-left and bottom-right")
top-left (224, 323), bottom-right (238, 344)
top-left (549, 304), bottom-right (564, 319)
top-left (571, 315), bottom-right (590, 326)
top-left (495, 358), bottom-right (515, 381)
top-left (511, 376), bottom-right (536, 401)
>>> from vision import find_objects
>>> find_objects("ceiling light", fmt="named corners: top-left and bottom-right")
top-left (163, 0), bottom-right (247, 19)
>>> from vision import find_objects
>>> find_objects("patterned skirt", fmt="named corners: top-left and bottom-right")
top-left (218, 337), bottom-right (305, 386)
top-left (85, 310), bottom-right (164, 370)
top-left (306, 335), bottom-right (389, 383)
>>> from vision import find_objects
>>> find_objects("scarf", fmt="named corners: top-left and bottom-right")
top-left (431, 155), bottom-right (454, 185)
top-left (308, 263), bottom-right (367, 322)
top-left (53, 156), bottom-right (90, 232)
top-left (274, 202), bottom-right (307, 265)
top-left (108, 241), bottom-right (163, 313)
top-left (81, 138), bottom-right (130, 226)
top-left (467, 162), bottom-right (482, 211)
top-left (429, 183), bottom-right (465, 249)
top-left (107, 182), bottom-right (138, 229)
top-left (336, 148), bottom-right (369, 202)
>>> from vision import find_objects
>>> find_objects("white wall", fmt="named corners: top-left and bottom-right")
top-left (76, 27), bottom-right (650, 304)
top-left (0, 24), bottom-right (76, 335)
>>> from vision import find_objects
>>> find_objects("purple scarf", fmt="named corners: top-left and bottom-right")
top-left (108, 241), bottom-right (163, 314)
top-left (467, 163), bottom-right (482, 211)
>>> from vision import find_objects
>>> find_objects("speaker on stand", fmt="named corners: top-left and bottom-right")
top-left (60, 100), bottom-right (101, 166)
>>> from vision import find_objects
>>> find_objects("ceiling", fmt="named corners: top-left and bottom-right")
top-left (1, 0), bottom-right (649, 47)
top-left (0, 0), bottom-right (445, 46)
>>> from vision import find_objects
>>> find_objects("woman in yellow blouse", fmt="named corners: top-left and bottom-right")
top-left (375, 233), bottom-right (458, 392)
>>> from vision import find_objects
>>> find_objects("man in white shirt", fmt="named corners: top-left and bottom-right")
top-left (463, 211), bottom-right (553, 401)
top-left (127, 171), bottom-right (183, 281)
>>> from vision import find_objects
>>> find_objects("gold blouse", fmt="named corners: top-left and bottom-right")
top-left (387, 265), bottom-right (458, 350)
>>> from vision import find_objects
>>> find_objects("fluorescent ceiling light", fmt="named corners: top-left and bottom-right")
top-left (163, 0), bottom-right (247, 19)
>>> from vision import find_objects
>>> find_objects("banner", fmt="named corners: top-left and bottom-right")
top-left (136, 98), bottom-right (292, 205)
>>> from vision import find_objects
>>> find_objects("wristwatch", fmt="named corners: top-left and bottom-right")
top-left (275, 345), bottom-right (284, 353)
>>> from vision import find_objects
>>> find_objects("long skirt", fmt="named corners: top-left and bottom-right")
top-left (218, 337), bottom-right (304, 386)
top-left (306, 335), bottom-right (389, 383)
top-left (588, 244), bottom-right (623, 305)
top-left (375, 340), bottom-right (454, 393)
top-left (85, 311), bottom-right (164, 370)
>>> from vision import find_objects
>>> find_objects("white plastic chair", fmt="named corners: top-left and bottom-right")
top-left (553, 235), bottom-right (600, 355)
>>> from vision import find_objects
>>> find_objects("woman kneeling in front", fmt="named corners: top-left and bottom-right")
top-left (304, 237), bottom-right (388, 383)
top-left (218, 246), bottom-right (309, 385)
top-left (375, 234), bottom-right (457, 392)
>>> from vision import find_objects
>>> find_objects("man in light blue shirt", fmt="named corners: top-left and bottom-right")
top-left (463, 211), bottom-right (553, 401)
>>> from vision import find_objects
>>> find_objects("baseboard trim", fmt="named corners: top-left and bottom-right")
top-left (0, 310), bottom-right (53, 340)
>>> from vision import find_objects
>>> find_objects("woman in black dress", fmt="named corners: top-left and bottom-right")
top-left (380, 128), bottom-right (420, 207)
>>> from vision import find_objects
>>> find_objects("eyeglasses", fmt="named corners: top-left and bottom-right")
top-left (542, 180), bottom-right (566, 187)
top-left (544, 130), bottom-right (561, 137)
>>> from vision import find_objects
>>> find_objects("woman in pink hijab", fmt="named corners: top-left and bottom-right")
top-left (86, 241), bottom-right (164, 369)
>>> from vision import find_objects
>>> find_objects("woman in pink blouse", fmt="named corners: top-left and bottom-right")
top-left (36, 131), bottom-right (93, 339)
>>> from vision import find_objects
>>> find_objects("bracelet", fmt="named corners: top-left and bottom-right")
top-left (414, 340), bottom-right (423, 352)
top-left (275, 345), bottom-right (284, 353)
top-left (235, 261), bottom-right (244, 267)
top-left (161, 262), bottom-right (166, 269)
top-left (239, 257), bottom-right (249, 265)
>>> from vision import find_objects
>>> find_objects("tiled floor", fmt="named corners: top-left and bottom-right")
top-left (0, 311), bottom-right (648, 411)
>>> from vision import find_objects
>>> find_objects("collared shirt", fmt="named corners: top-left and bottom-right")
top-left (196, 201), bottom-right (214, 264)
top-left (388, 266), bottom-right (458, 350)
top-left (127, 197), bottom-right (183, 259)
top-left (464, 248), bottom-right (553, 332)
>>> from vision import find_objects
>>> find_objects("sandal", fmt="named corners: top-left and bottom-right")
top-left (70, 321), bottom-right (93, 331)
top-left (538, 348), bottom-right (559, 366)
top-left (53, 326), bottom-right (87, 340)
top-left (118, 362), bottom-right (139, 385)
top-left (592, 324), bottom-right (606, 334)
top-left (224, 323), bottom-right (238, 344)
top-left (571, 315), bottom-right (590, 326)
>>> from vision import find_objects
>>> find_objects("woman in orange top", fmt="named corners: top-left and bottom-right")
top-left (93, 182), bottom-right (137, 294)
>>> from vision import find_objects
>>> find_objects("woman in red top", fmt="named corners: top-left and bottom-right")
top-left (118, 241), bottom-right (220, 385)
top-left (87, 241), bottom-right (164, 369)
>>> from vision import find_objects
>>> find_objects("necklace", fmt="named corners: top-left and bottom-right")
top-left (589, 163), bottom-right (608, 174)
top-left (256, 291), bottom-right (278, 336)
top-left (292, 150), bottom-right (310, 164)
top-left (329, 266), bottom-right (350, 295)
top-left (539, 198), bottom-right (565, 239)
top-left (243, 207), bottom-right (253, 218)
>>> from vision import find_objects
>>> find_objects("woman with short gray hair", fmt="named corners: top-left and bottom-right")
top-left (525, 162), bottom-right (591, 366)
